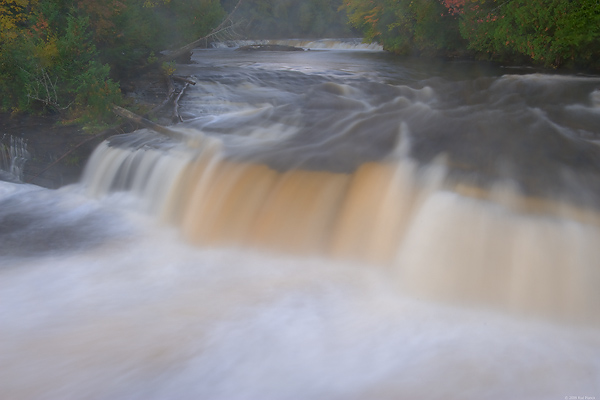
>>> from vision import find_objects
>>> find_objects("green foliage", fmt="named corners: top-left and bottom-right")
top-left (0, 0), bottom-right (227, 124)
top-left (0, 8), bottom-right (121, 123)
top-left (344, 0), bottom-right (600, 70)
top-left (72, 61), bottom-right (122, 122)
top-left (461, 0), bottom-right (600, 68)
top-left (342, 0), bottom-right (465, 56)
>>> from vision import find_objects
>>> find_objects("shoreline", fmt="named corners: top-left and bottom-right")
top-left (0, 69), bottom-right (169, 189)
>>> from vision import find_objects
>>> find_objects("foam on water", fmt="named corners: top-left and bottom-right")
top-left (1, 180), bottom-right (599, 399)
top-left (211, 38), bottom-right (384, 51)
top-left (3, 47), bottom-right (600, 399)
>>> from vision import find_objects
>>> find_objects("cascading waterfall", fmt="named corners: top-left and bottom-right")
top-left (0, 135), bottom-right (29, 182)
top-left (82, 125), bottom-right (600, 326)
top-left (3, 42), bottom-right (600, 399)
top-left (211, 38), bottom-right (384, 51)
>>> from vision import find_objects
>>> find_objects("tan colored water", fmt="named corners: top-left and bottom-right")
top-left (83, 137), bottom-right (600, 327)
top-left (3, 45), bottom-right (600, 399)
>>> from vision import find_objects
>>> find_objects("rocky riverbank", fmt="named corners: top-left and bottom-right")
top-left (0, 69), bottom-right (171, 189)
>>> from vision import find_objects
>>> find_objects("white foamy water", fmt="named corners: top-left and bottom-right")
top-left (1, 180), bottom-right (599, 400)
top-left (211, 38), bottom-right (384, 51)
top-left (2, 45), bottom-right (600, 399)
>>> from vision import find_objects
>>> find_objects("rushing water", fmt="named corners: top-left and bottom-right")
top-left (2, 42), bottom-right (600, 399)
top-left (0, 135), bottom-right (29, 183)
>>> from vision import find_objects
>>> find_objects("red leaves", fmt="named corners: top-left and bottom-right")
top-left (441, 0), bottom-right (465, 15)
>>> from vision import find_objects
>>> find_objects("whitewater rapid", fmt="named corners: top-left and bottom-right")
top-left (1, 43), bottom-right (600, 399)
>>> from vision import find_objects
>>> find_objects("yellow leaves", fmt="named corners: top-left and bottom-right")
top-left (0, 0), bottom-right (37, 42)
top-left (143, 0), bottom-right (171, 8)
top-left (0, 15), bottom-right (19, 41)
top-left (161, 61), bottom-right (175, 76)
top-left (36, 37), bottom-right (59, 68)
top-left (0, 0), bottom-right (35, 21)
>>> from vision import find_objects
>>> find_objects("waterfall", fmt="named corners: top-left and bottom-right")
top-left (0, 135), bottom-right (30, 182)
top-left (3, 45), bottom-right (599, 400)
top-left (82, 130), bottom-right (600, 326)
top-left (210, 38), bottom-right (384, 51)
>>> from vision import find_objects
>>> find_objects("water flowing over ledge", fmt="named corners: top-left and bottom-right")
top-left (0, 135), bottom-right (29, 182)
top-left (82, 125), bottom-right (600, 326)
top-left (81, 56), bottom-right (600, 326)
top-left (211, 38), bottom-right (384, 51)
top-left (2, 46), bottom-right (600, 400)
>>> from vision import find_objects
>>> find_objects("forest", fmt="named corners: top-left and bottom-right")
top-left (343, 0), bottom-right (600, 69)
top-left (1, 0), bottom-right (599, 124)
top-left (0, 0), bottom-right (352, 123)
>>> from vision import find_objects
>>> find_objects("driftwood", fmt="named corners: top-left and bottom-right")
top-left (149, 75), bottom-right (195, 117)
top-left (172, 82), bottom-right (189, 123)
top-left (149, 74), bottom-right (194, 123)
top-left (149, 75), bottom-right (177, 115)
top-left (112, 105), bottom-right (186, 140)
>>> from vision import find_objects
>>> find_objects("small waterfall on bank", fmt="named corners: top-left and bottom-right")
top-left (0, 135), bottom-right (29, 182)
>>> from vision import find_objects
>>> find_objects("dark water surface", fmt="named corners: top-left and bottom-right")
top-left (1, 42), bottom-right (600, 399)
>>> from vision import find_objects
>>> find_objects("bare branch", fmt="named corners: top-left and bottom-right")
top-left (21, 67), bottom-right (71, 111)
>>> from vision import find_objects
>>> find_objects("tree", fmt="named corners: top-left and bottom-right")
top-left (342, 0), bottom-right (465, 56)
top-left (460, 0), bottom-right (600, 68)
top-left (344, 0), bottom-right (600, 70)
top-left (0, 0), bottom-right (226, 122)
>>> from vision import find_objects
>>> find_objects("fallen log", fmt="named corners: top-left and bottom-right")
top-left (112, 105), bottom-right (186, 141)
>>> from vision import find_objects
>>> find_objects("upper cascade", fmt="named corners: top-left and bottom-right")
top-left (211, 38), bottom-right (383, 51)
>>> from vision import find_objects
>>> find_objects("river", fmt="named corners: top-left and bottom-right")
top-left (1, 40), bottom-right (600, 399)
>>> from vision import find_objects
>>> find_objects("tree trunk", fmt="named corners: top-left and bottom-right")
top-left (112, 105), bottom-right (186, 140)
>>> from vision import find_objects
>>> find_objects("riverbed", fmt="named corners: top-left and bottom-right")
top-left (1, 40), bottom-right (599, 399)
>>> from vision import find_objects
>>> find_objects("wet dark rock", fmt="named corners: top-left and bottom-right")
top-left (0, 114), bottom-right (99, 188)
top-left (0, 70), bottom-right (171, 189)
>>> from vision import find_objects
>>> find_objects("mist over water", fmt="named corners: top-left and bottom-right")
top-left (2, 43), bottom-right (600, 399)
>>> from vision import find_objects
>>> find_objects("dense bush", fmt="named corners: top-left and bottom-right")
top-left (0, 5), bottom-right (120, 122)
top-left (342, 0), bottom-right (466, 56)
top-left (4, 0), bottom-right (598, 125)
top-left (343, 0), bottom-right (600, 70)
top-left (460, 0), bottom-right (600, 69)
top-left (0, 0), bottom-right (225, 123)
